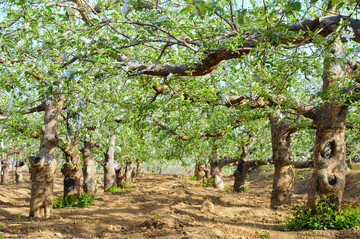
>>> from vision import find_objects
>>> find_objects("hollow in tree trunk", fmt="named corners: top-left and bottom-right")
top-left (104, 134), bottom-right (116, 190)
top-left (29, 97), bottom-right (63, 218)
top-left (270, 115), bottom-right (296, 209)
top-left (60, 146), bottom-right (82, 198)
top-left (1, 153), bottom-right (9, 184)
top-left (83, 139), bottom-right (97, 195)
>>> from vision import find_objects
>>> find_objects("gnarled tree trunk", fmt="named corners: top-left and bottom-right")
top-left (104, 134), bottom-right (116, 190)
top-left (29, 97), bottom-right (63, 218)
top-left (116, 166), bottom-right (125, 187)
top-left (1, 153), bottom-right (9, 184)
top-left (307, 104), bottom-right (347, 209)
top-left (210, 157), bottom-right (238, 189)
top-left (135, 161), bottom-right (144, 177)
top-left (194, 160), bottom-right (205, 181)
top-left (83, 139), bottom-right (97, 195)
top-left (211, 161), bottom-right (224, 188)
top-left (270, 115), bottom-right (296, 208)
top-left (60, 146), bottom-right (82, 198)
top-left (124, 161), bottom-right (135, 186)
top-left (233, 158), bottom-right (267, 192)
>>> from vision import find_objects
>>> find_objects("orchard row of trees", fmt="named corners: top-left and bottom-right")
top-left (1, 0), bottom-right (360, 219)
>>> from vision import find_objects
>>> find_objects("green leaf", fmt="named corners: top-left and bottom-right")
top-left (291, 1), bottom-right (301, 11)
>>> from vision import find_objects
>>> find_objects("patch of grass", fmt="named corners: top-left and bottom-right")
top-left (286, 196), bottom-right (360, 230)
top-left (16, 213), bottom-right (22, 220)
top-left (224, 184), bottom-right (233, 193)
top-left (201, 177), bottom-right (214, 187)
top-left (261, 231), bottom-right (270, 239)
top-left (53, 193), bottom-right (94, 209)
top-left (119, 182), bottom-right (133, 189)
top-left (242, 184), bottom-right (249, 192)
top-left (308, 231), bottom-right (320, 237)
top-left (189, 175), bottom-right (197, 181)
top-left (154, 215), bottom-right (162, 220)
top-left (105, 186), bottom-right (121, 192)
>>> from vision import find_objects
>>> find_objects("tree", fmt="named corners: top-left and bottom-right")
top-left (2, 0), bottom-right (360, 218)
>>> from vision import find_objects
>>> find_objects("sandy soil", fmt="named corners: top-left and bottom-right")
top-left (2, 166), bottom-right (360, 239)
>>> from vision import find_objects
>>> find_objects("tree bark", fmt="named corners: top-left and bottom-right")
top-left (307, 104), bottom-right (347, 209)
top-left (29, 97), bottom-right (63, 218)
top-left (135, 161), bottom-right (144, 177)
top-left (194, 161), bottom-right (205, 181)
top-left (15, 156), bottom-right (25, 184)
top-left (83, 139), bottom-right (97, 195)
top-left (124, 161), bottom-right (135, 186)
top-left (210, 160), bottom-right (224, 188)
top-left (104, 134), bottom-right (116, 190)
top-left (116, 166), bottom-right (125, 187)
top-left (1, 153), bottom-right (9, 184)
top-left (60, 146), bottom-right (82, 198)
top-left (270, 116), bottom-right (297, 208)
top-left (233, 158), bottom-right (267, 192)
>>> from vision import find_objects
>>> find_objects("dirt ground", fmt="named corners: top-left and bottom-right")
top-left (2, 166), bottom-right (360, 239)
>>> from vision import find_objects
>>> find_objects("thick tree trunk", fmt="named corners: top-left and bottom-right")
top-left (60, 146), bottom-right (82, 198)
top-left (1, 153), bottom-right (9, 184)
top-left (124, 161), bottom-right (135, 186)
top-left (83, 140), bottom-right (97, 195)
top-left (233, 157), bottom-right (247, 192)
top-left (15, 158), bottom-right (25, 184)
top-left (135, 161), bottom-right (144, 177)
top-left (210, 161), bottom-right (224, 189)
top-left (233, 159), bottom-right (267, 192)
top-left (307, 104), bottom-right (347, 209)
top-left (29, 97), bottom-right (63, 219)
top-left (270, 116), bottom-right (296, 208)
top-left (104, 134), bottom-right (116, 190)
top-left (194, 161), bottom-right (205, 181)
top-left (116, 166), bottom-right (125, 187)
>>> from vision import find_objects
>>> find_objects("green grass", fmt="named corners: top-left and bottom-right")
top-left (189, 175), bottom-right (197, 181)
top-left (53, 193), bottom-right (94, 208)
top-left (286, 196), bottom-right (360, 230)
top-left (105, 186), bottom-right (121, 192)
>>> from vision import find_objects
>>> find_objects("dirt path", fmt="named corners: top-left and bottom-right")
top-left (1, 166), bottom-right (360, 238)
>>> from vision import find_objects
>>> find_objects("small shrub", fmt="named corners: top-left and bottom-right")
top-left (16, 213), bottom-right (22, 219)
top-left (105, 186), bottom-right (121, 192)
top-left (242, 184), bottom-right (249, 192)
top-left (286, 196), bottom-right (360, 230)
top-left (53, 193), bottom-right (94, 209)
top-left (261, 231), bottom-right (270, 239)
